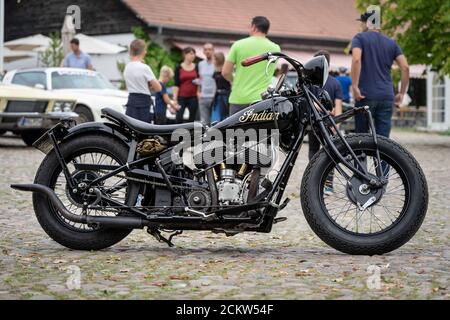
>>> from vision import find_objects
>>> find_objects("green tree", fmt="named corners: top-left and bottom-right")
top-left (356, 0), bottom-right (450, 75)
top-left (40, 32), bottom-right (64, 67)
top-left (132, 27), bottom-right (182, 83)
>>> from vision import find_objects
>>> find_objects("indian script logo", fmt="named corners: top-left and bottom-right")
top-left (239, 109), bottom-right (280, 123)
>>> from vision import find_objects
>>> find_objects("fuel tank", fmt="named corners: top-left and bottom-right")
top-left (211, 97), bottom-right (295, 132)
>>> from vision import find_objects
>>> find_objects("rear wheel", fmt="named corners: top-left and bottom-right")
top-left (300, 134), bottom-right (428, 255)
top-left (33, 134), bottom-right (133, 250)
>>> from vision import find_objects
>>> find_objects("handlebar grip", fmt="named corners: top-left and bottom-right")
top-left (241, 53), bottom-right (269, 67)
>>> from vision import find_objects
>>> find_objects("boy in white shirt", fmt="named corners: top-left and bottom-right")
top-left (124, 39), bottom-right (162, 122)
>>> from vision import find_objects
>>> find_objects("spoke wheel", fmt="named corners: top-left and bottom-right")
top-left (51, 150), bottom-right (127, 232)
top-left (321, 151), bottom-right (408, 235)
top-left (300, 134), bottom-right (428, 255)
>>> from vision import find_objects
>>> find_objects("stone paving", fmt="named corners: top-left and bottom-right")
top-left (0, 130), bottom-right (448, 300)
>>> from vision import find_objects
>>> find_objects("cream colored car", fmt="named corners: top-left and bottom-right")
top-left (0, 84), bottom-right (78, 146)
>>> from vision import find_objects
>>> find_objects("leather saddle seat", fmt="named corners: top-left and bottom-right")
top-left (101, 108), bottom-right (203, 135)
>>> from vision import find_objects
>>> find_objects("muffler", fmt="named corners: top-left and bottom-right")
top-left (10, 184), bottom-right (145, 229)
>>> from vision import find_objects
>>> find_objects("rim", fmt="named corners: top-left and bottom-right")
top-left (320, 150), bottom-right (409, 235)
top-left (49, 148), bottom-right (127, 232)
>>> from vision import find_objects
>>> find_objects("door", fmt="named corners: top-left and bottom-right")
top-left (428, 72), bottom-right (449, 130)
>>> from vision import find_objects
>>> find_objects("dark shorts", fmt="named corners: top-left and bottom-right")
top-left (125, 93), bottom-right (153, 123)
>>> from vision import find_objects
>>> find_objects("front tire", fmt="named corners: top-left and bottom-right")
top-left (300, 134), bottom-right (428, 255)
top-left (33, 134), bottom-right (133, 250)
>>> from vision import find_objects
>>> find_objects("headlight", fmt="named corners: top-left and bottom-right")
top-left (53, 101), bottom-right (74, 112)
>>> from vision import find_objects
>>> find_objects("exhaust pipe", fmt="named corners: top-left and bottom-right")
top-left (10, 184), bottom-right (144, 229)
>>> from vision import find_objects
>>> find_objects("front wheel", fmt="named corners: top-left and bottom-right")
top-left (300, 134), bottom-right (428, 255)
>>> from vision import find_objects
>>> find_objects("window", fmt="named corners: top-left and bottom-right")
top-left (51, 71), bottom-right (115, 90)
top-left (431, 75), bottom-right (446, 123)
top-left (12, 72), bottom-right (47, 89)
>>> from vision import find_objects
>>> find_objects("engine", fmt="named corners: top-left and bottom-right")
top-left (216, 166), bottom-right (245, 205)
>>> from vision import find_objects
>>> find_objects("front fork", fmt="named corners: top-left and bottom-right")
top-left (305, 86), bottom-right (386, 189)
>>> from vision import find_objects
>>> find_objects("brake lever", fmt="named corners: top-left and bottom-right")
top-left (265, 56), bottom-right (278, 76)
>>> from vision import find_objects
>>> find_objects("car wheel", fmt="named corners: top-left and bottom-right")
top-left (75, 105), bottom-right (94, 124)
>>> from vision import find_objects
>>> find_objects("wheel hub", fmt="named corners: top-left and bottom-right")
top-left (66, 171), bottom-right (101, 206)
top-left (346, 175), bottom-right (383, 209)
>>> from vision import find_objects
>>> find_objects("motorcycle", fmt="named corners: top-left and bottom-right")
top-left (11, 52), bottom-right (428, 255)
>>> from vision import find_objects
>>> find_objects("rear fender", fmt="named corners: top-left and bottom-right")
top-left (65, 121), bottom-right (132, 144)
top-left (33, 121), bottom-right (132, 154)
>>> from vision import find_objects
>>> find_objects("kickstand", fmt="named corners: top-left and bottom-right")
top-left (147, 228), bottom-right (182, 247)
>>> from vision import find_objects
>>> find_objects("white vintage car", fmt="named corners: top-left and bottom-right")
top-left (0, 84), bottom-right (78, 145)
top-left (3, 68), bottom-right (128, 123)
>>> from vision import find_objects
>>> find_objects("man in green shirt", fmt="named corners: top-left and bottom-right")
top-left (222, 16), bottom-right (281, 115)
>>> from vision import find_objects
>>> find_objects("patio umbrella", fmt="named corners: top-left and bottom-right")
top-left (70, 34), bottom-right (127, 55)
top-left (61, 15), bottom-right (76, 56)
top-left (4, 34), bottom-right (50, 51)
top-left (3, 47), bottom-right (33, 62)
top-left (33, 33), bottom-right (126, 55)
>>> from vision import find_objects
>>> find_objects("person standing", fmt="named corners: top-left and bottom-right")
top-left (173, 47), bottom-right (199, 123)
top-left (211, 52), bottom-right (231, 123)
top-left (154, 66), bottom-right (179, 125)
top-left (63, 38), bottom-right (93, 70)
top-left (197, 43), bottom-right (216, 125)
top-left (222, 16), bottom-right (280, 115)
top-left (123, 39), bottom-right (162, 123)
top-left (336, 67), bottom-right (352, 104)
top-left (351, 12), bottom-right (409, 138)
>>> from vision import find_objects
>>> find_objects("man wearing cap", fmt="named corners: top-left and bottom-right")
top-left (336, 67), bottom-right (352, 104)
top-left (351, 11), bottom-right (409, 138)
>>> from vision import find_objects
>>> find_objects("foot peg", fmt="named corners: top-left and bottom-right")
top-left (274, 217), bottom-right (287, 224)
top-left (279, 198), bottom-right (291, 211)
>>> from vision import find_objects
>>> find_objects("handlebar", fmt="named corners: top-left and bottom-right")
top-left (241, 53), bottom-right (270, 67)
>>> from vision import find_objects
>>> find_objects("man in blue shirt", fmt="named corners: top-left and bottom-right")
top-left (351, 12), bottom-right (409, 137)
top-left (335, 67), bottom-right (352, 103)
top-left (63, 38), bottom-right (93, 70)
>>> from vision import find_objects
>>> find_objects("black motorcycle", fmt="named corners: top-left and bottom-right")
top-left (11, 52), bottom-right (428, 255)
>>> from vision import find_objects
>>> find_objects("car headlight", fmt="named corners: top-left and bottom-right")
top-left (53, 101), bottom-right (74, 112)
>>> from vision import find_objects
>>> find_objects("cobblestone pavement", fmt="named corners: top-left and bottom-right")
top-left (0, 130), bottom-right (448, 300)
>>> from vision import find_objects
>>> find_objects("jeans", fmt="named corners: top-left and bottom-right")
top-left (199, 96), bottom-right (214, 125)
top-left (355, 99), bottom-right (393, 177)
top-left (176, 96), bottom-right (198, 123)
top-left (211, 92), bottom-right (230, 123)
top-left (355, 99), bottom-right (394, 138)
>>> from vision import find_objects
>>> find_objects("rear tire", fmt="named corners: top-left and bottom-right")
top-left (33, 134), bottom-right (133, 250)
top-left (300, 134), bottom-right (428, 255)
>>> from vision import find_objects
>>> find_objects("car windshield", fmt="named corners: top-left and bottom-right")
top-left (51, 70), bottom-right (115, 90)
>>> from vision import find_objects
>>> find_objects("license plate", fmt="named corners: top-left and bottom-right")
top-left (32, 122), bottom-right (70, 154)
top-left (18, 117), bottom-right (43, 128)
